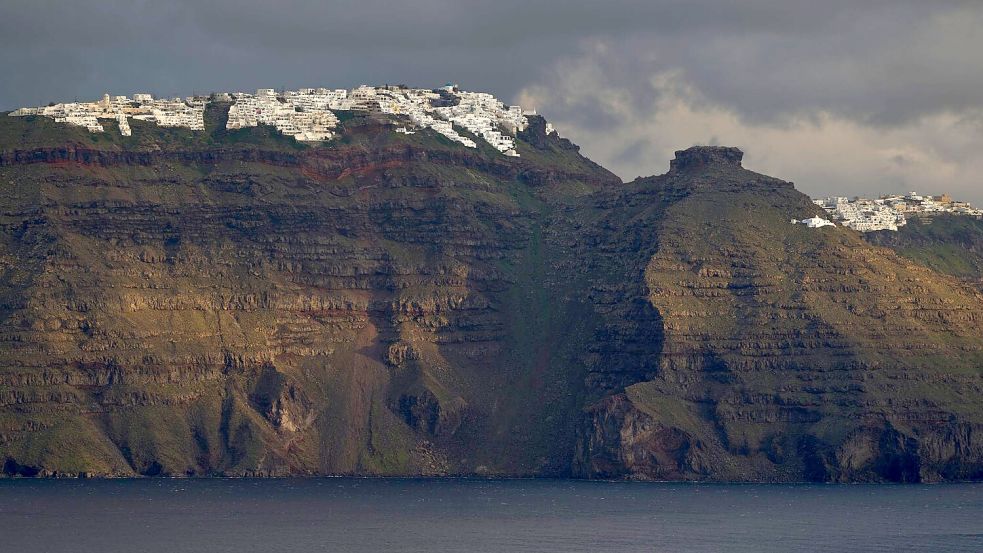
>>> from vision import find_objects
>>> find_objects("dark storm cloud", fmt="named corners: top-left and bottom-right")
top-left (2, 1), bottom-right (982, 200)
top-left (3, 0), bottom-right (978, 121)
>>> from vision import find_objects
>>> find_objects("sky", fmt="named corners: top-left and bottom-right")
top-left (2, 0), bottom-right (982, 202)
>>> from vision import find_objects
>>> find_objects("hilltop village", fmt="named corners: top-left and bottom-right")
top-left (9, 93), bottom-right (205, 136)
top-left (813, 193), bottom-right (983, 232)
top-left (11, 90), bottom-right (981, 228)
top-left (8, 84), bottom-right (543, 157)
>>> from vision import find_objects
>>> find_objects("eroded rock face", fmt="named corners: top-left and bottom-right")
top-left (570, 153), bottom-right (983, 482)
top-left (0, 112), bottom-right (980, 481)
top-left (669, 146), bottom-right (744, 172)
top-left (0, 109), bottom-right (619, 477)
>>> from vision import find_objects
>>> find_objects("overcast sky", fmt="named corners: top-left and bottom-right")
top-left (2, 1), bottom-right (982, 201)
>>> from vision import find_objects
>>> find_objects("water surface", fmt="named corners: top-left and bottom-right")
top-left (1, 478), bottom-right (980, 552)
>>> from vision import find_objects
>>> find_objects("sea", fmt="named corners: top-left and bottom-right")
top-left (0, 478), bottom-right (980, 552)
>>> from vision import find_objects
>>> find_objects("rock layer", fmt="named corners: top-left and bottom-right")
top-left (0, 111), bottom-right (981, 481)
top-left (571, 149), bottom-right (983, 482)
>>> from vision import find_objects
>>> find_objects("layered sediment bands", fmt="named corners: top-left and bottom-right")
top-left (1, 109), bottom-right (981, 481)
top-left (573, 151), bottom-right (983, 482)
top-left (0, 112), bottom-right (619, 477)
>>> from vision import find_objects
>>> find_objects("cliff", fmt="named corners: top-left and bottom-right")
top-left (569, 151), bottom-right (983, 482)
top-left (1, 108), bottom-right (981, 481)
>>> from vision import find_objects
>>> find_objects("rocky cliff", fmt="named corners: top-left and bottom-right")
top-left (1, 110), bottom-right (981, 481)
top-left (569, 148), bottom-right (983, 482)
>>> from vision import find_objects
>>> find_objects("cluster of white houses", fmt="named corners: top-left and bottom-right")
top-left (372, 84), bottom-right (529, 156)
top-left (813, 192), bottom-right (983, 232)
top-left (225, 88), bottom-right (340, 142)
top-left (9, 93), bottom-right (206, 136)
top-left (8, 84), bottom-right (541, 157)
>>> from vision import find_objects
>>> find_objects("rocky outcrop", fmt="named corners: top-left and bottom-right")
top-left (669, 145), bottom-right (743, 171)
top-left (571, 147), bottom-right (983, 482)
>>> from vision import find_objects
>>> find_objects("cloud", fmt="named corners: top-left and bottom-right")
top-left (520, 61), bottom-right (983, 202)
top-left (1, 1), bottom-right (982, 201)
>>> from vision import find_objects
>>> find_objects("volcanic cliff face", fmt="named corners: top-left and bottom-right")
top-left (570, 148), bottom-right (983, 482)
top-left (0, 109), bottom-right (981, 481)
top-left (0, 107), bottom-right (619, 477)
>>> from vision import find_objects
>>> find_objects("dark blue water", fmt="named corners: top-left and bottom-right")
top-left (0, 479), bottom-right (980, 553)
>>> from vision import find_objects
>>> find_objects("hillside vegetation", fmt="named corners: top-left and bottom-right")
top-left (1, 110), bottom-right (980, 481)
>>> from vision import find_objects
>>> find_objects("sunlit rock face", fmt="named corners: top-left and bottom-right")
top-left (0, 103), bottom-right (981, 482)
top-left (570, 150), bottom-right (983, 482)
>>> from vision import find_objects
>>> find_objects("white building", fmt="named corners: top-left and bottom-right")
top-left (117, 113), bottom-right (131, 137)
top-left (8, 92), bottom-right (205, 135)
top-left (814, 192), bottom-right (982, 232)
top-left (226, 88), bottom-right (340, 141)
top-left (793, 217), bottom-right (836, 228)
top-left (8, 84), bottom-right (541, 157)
